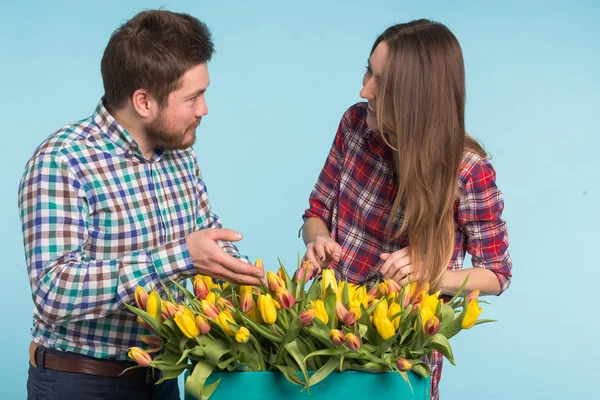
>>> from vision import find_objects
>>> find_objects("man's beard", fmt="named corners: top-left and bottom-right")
top-left (145, 113), bottom-right (199, 151)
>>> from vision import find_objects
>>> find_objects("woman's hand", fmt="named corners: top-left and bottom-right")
top-left (379, 247), bottom-right (412, 285)
top-left (302, 235), bottom-right (342, 274)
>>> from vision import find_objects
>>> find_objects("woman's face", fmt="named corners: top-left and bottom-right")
top-left (360, 41), bottom-right (389, 133)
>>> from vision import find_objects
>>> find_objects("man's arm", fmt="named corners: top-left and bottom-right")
top-left (19, 152), bottom-right (196, 324)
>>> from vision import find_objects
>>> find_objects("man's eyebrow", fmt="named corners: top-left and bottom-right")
top-left (189, 81), bottom-right (210, 97)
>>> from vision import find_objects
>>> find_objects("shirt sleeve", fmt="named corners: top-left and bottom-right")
top-left (193, 164), bottom-right (250, 264)
top-left (302, 110), bottom-right (347, 230)
top-left (455, 158), bottom-right (512, 294)
top-left (19, 152), bottom-right (195, 324)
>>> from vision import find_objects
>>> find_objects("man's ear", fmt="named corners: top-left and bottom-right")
top-left (131, 89), bottom-right (157, 119)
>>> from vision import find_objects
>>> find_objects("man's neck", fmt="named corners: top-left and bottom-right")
top-left (108, 104), bottom-right (155, 160)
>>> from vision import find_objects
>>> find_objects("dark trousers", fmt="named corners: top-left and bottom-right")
top-left (27, 347), bottom-right (180, 400)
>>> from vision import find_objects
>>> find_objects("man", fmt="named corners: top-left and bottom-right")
top-left (19, 10), bottom-right (262, 399)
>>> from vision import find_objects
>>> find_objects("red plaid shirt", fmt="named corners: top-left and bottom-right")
top-left (302, 102), bottom-right (512, 399)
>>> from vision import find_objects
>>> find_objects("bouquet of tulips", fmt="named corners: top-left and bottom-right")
top-left (125, 258), bottom-right (491, 399)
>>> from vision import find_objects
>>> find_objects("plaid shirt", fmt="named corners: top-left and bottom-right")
top-left (303, 102), bottom-right (512, 399)
top-left (19, 99), bottom-right (246, 360)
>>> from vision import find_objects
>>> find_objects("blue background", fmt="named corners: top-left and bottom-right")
top-left (1, 1), bottom-right (598, 398)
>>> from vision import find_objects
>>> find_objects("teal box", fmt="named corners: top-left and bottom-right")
top-left (184, 370), bottom-right (430, 400)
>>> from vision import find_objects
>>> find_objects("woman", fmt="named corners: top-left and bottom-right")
top-left (301, 20), bottom-right (512, 399)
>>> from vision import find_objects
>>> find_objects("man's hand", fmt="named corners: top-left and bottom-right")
top-left (186, 229), bottom-right (263, 285)
top-left (379, 247), bottom-right (412, 285)
top-left (302, 235), bottom-right (342, 274)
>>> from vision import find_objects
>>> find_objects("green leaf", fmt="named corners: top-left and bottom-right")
top-left (217, 355), bottom-right (237, 370)
top-left (155, 366), bottom-right (187, 384)
top-left (304, 347), bottom-right (346, 362)
top-left (273, 364), bottom-right (305, 387)
top-left (427, 333), bottom-right (455, 365)
top-left (308, 355), bottom-right (340, 386)
top-left (342, 280), bottom-right (350, 308)
top-left (410, 362), bottom-right (430, 378)
top-left (473, 319), bottom-right (497, 326)
top-left (276, 317), bottom-right (301, 364)
top-left (183, 361), bottom-right (215, 400)
top-left (440, 304), bottom-right (455, 327)
top-left (285, 340), bottom-right (310, 389)
top-left (241, 314), bottom-right (282, 343)
top-left (204, 340), bottom-right (231, 365)
top-left (305, 326), bottom-right (333, 348)
top-left (201, 379), bottom-right (221, 400)
top-left (447, 275), bottom-right (470, 304)
top-left (324, 286), bottom-right (337, 329)
top-left (123, 303), bottom-right (162, 333)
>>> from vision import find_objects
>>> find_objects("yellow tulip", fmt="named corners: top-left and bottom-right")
top-left (177, 304), bottom-right (195, 321)
top-left (421, 291), bottom-right (440, 313)
top-left (349, 299), bottom-right (362, 320)
top-left (239, 285), bottom-right (253, 297)
top-left (174, 311), bottom-right (200, 338)
top-left (310, 300), bottom-right (329, 325)
top-left (321, 269), bottom-right (337, 299)
top-left (461, 299), bottom-right (482, 329)
top-left (373, 300), bottom-right (388, 320)
top-left (353, 286), bottom-right (368, 308)
top-left (146, 291), bottom-right (161, 320)
top-left (134, 287), bottom-right (149, 309)
top-left (387, 302), bottom-right (401, 330)
top-left (257, 294), bottom-right (277, 324)
top-left (217, 311), bottom-right (237, 336)
top-left (193, 275), bottom-right (209, 300)
top-left (206, 291), bottom-right (217, 305)
top-left (374, 316), bottom-right (396, 340)
top-left (235, 326), bottom-right (250, 343)
top-left (128, 347), bottom-right (152, 367)
top-left (267, 271), bottom-right (286, 292)
top-left (418, 305), bottom-right (435, 330)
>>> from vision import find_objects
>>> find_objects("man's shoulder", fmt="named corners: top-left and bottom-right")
top-left (30, 116), bottom-right (99, 161)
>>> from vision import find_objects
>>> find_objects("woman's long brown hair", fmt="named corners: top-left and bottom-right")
top-left (374, 20), bottom-right (487, 290)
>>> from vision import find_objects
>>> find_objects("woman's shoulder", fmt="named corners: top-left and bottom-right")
top-left (458, 150), bottom-right (497, 191)
top-left (341, 102), bottom-right (368, 127)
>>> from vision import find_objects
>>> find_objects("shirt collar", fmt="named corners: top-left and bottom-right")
top-left (92, 98), bottom-right (144, 157)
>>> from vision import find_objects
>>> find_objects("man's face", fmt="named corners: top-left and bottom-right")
top-left (145, 63), bottom-right (210, 151)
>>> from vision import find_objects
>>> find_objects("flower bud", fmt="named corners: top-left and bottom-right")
top-left (396, 358), bottom-right (412, 372)
top-left (402, 286), bottom-right (412, 309)
top-left (294, 260), bottom-right (315, 282)
top-left (386, 279), bottom-right (401, 300)
top-left (321, 269), bottom-right (338, 299)
top-left (217, 296), bottom-right (234, 311)
top-left (387, 302), bottom-right (401, 330)
top-left (195, 315), bottom-right (211, 334)
top-left (217, 311), bottom-right (236, 336)
top-left (177, 304), bottom-right (195, 321)
top-left (240, 292), bottom-right (254, 313)
top-left (205, 291), bottom-right (217, 306)
top-left (343, 309), bottom-right (357, 328)
top-left (257, 294), bottom-right (277, 324)
top-left (374, 316), bottom-right (396, 340)
top-left (134, 287), bottom-right (149, 310)
top-left (424, 316), bottom-right (440, 336)
top-left (344, 333), bottom-right (361, 351)
top-left (335, 301), bottom-right (348, 321)
top-left (267, 271), bottom-right (286, 292)
top-left (467, 289), bottom-right (480, 304)
top-left (235, 326), bottom-right (250, 343)
top-left (128, 347), bottom-right (152, 367)
top-left (146, 291), bottom-right (161, 320)
top-left (254, 258), bottom-right (264, 271)
top-left (193, 275), bottom-right (209, 300)
top-left (161, 300), bottom-right (178, 320)
top-left (275, 288), bottom-right (296, 309)
top-left (310, 300), bottom-right (328, 325)
top-left (329, 329), bottom-right (345, 346)
top-left (140, 335), bottom-right (164, 349)
top-left (136, 316), bottom-right (154, 332)
top-left (174, 311), bottom-right (200, 339)
top-left (461, 299), bottom-right (482, 329)
top-left (201, 300), bottom-right (219, 319)
top-left (373, 300), bottom-right (388, 320)
top-left (299, 309), bottom-right (317, 327)
top-left (277, 267), bottom-right (286, 283)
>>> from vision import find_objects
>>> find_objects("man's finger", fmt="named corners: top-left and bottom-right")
top-left (214, 252), bottom-right (264, 277)
top-left (208, 228), bottom-right (244, 242)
